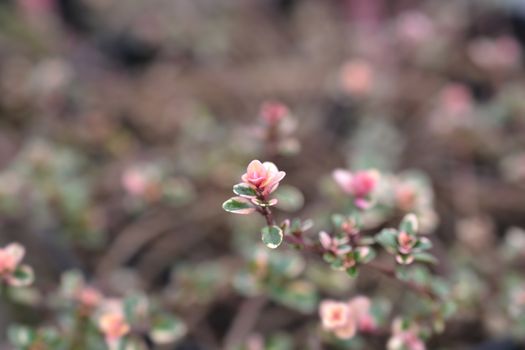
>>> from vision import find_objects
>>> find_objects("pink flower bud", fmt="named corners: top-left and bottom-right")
top-left (333, 169), bottom-right (379, 208)
top-left (241, 160), bottom-right (286, 196)
top-left (99, 312), bottom-right (130, 341)
top-left (439, 83), bottom-right (473, 117)
top-left (397, 231), bottom-right (416, 254)
top-left (77, 287), bottom-right (103, 309)
top-left (260, 101), bottom-right (289, 125)
top-left (0, 243), bottom-right (24, 275)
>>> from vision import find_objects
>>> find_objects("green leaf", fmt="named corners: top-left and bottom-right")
top-left (150, 314), bottom-right (187, 344)
top-left (233, 183), bottom-right (257, 198)
top-left (414, 237), bottom-right (433, 251)
top-left (331, 214), bottom-right (345, 229)
top-left (413, 252), bottom-right (438, 264)
top-left (123, 293), bottom-right (149, 323)
top-left (399, 213), bottom-right (418, 235)
top-left (9, 265), bottom-right (34, 287)
top-left (375, 228), bottom-right (398, 253)
top-left (222, 197), bottom-right (256, 214)
top-left (269, 281), bottom-right (318, 313)
top-left (8, 324), bottom-right (35, 347)
top-left (323, 253), bottom-right (336, 263)
top-left (262, 225), bottom-right (284, 249)
top-left (346, 265), bottom-right (359, 278)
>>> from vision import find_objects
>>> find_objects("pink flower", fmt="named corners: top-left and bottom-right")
top-left (387, 319), bottom-right (426, 350)
top-left (319, 296), bottom-right (375, 340)
top-left (467, 36), bottom-right (521, 71)
top-left (319, 300), bottom-right (356, 339)
top-left (340, 59), bottom-right (374, 96)
top-left (396, 11), bottom-right (434, 46)
top-left (260, 101), bottom-right (289, 125)
top-left (0, 243), bottom-right (33, 287)
top-left (0, 243), bottom-right (24, 275)
top-left (77, 286), bottom-right (103, 309)
top-left (333, 169), bottom-right (379, 209)
top-left (241, 160), bottom-right (286, 196)
top-left (99, 311), bottom-right (130, 341)
top-left (439, 83), bottom-right (473, 117)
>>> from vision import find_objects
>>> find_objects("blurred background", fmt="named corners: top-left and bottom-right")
top-left (1, 0), bottom-right (525, 349)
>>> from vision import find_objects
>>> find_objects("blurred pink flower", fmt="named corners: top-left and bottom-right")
top-left (468, 36), bottom-right (521, 71)
top-left (122, 168), bottom-right (149, 197)
top-left (260, 101), bottom-right (289, 125)
top-left (340, 59), bottom-right (374, 96)
top-left (333, 169), bottom-right (379, 209)
top-left (17, 0), bottom-right (54, 14)
top-left (396, 11), bottom-right (434, 46)
top-left (99, 311), bottom-right (130, 341)
top-left (319, 296), bottom-right (375, 340)
top-left (0, 243), bottom-right (24, 275)
top-left (440, 83), bottom-right (473, 117)
top-left (241, 160), bottom-right (286, 196)
top-left (0, 243), bottom-right (33, 287)
top-left (77, 286), bottom-right (103, 309)
top-left (387, 318), bottom-right (425, 350)
top-left (319, 300), bottom-right (356, 339)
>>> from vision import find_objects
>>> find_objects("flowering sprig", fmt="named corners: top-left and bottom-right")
top-left (223, 160), bottom-right (286, 248)
top-left (223, 161), bottom-right (447, 348)
top-left (0, 243), bottom-right (34, 288)
top-left (375, 214), bottom-right (435, 265)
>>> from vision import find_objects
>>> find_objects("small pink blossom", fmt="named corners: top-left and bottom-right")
top-left (439, 83), bottom-right (473, 117)
top-left (260, 101), bottom-right (289, 125)
top-left (333, 169), bottom-right (379, 209)
top-left (468, 36), bottom-right (521, 71)
top-left (99, 311), bottom-right (130, 342)
top-left (387, 319), bottom-right (426, 350)
top-left (319, 296), bottom-right (375, 340)
top-left (396, 11), bottom-right (434, 46)
top-left (340, 59), bottom-right (374, 96)
top-left (395, 184), bottom-right (418, 212)
top-left (0, 243), bottom-right (24, 275)
top-left (77, 286), bottom-right (103, 309)
top-left (0, 243), bottom-right (33, 287)
top-left (241, 160), bottom-right (286, 196)
top-left (319, 300), bottom-right (356, 339)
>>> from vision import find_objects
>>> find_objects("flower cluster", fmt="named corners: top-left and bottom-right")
top-left (333, 169), bottom-right (379, 209)
top-left (319, 296), bottom-right (376, 339)
top-left (375, 214), bottom-right (434, 265)
top-left (0, 243), bottom-right (34, 287)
